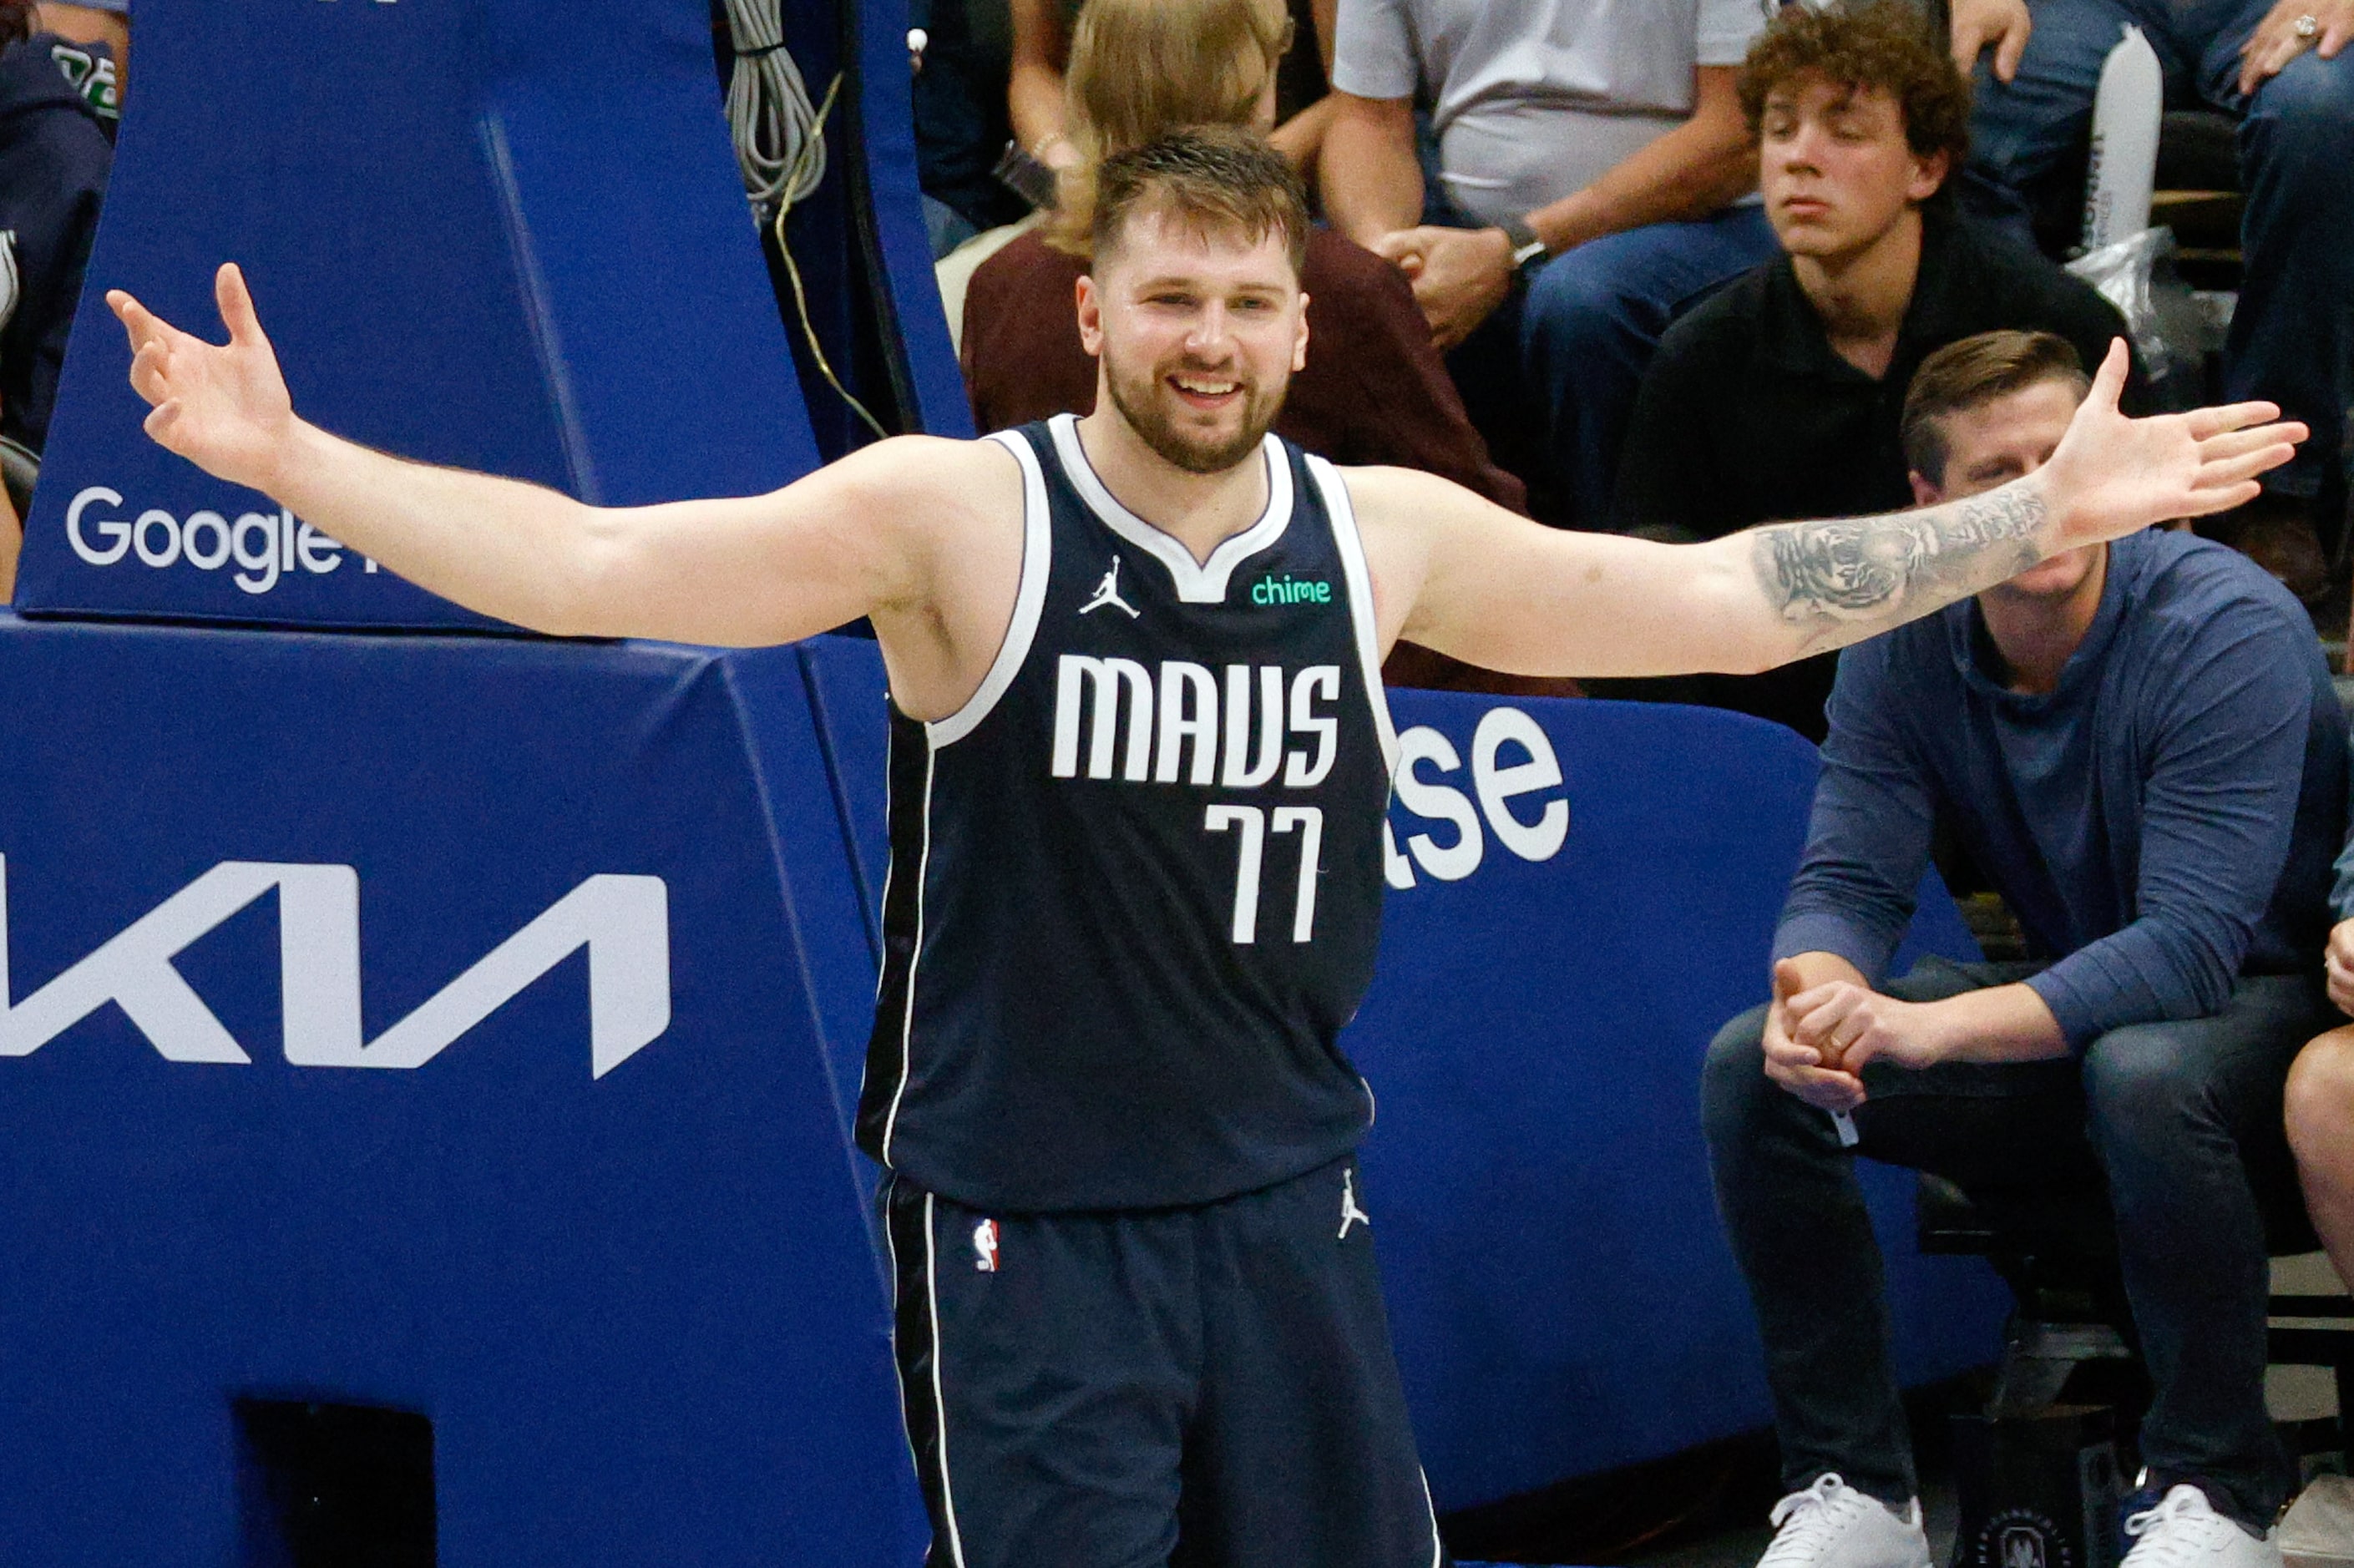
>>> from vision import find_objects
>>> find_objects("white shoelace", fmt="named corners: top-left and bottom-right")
top-left (1761, 1474), bottom-right (1880, 1568)
top-left (2123, 1488), bottom-right (2244, 1568)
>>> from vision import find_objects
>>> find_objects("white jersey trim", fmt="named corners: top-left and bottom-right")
top-left (924, 1194), bottom-right (972, 1568)
top-left (1304, 455), bottom-right (1400, 780)
top-left (878, 745), bottom-right (938, 1166)
top-left (929, 430), bottom-right (1053, 748)
top-left (1046, 412), bottom-right (1293, 604)
top-left (878, 1178), bottom-right (929, 1537)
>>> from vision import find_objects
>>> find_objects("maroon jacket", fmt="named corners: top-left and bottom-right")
top-left (960, 226), bottom-right (1528, 516)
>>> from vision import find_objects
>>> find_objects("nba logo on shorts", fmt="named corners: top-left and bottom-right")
top-left (1998, 1524), bottom-right (2047, 1568)
top-left (973, 1218), bottom-right (1001, 1272)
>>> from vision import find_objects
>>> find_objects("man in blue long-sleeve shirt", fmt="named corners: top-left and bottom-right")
top-left (1703, 330), bottom-right (2347, 1568)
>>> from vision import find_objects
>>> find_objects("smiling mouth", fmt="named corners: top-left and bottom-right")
top-left (1169, 374), bottom-right (1243, 410)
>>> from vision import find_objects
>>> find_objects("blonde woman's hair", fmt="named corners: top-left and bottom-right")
top-left (1049, 0), bottom-right (1292, 255)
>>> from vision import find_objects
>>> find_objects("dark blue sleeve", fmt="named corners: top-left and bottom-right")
top-left (2025, 596), bottom-right (2315, 1043)
top-left (1772, 635), bottom-right (1936, 983)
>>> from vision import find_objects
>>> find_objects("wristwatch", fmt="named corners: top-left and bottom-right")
top-left (1499, 215), bottom-right (1549, 268)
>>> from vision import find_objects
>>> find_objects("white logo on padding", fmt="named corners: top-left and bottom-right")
top-left (0, 855), bottom-right (670, 1078)
top-left (1080, 556), bottom-right (1140, 619)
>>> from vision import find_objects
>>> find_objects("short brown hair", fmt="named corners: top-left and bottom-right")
top-left (1901, 330), bottom-right (2090, 482)
top-left (1739, 0), bottom-right (1972, 174)
top-left (1050, 0), bottom-right (1291, 254)
top-left (1090, 126), bottom-right (1310, 277)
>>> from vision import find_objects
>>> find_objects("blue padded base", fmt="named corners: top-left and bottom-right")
top-left (0, 615), bottom-right (924, 1567)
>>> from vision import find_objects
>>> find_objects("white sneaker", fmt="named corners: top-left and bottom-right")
top-left (2122, 1485), bottom-right (2283, 1568)
top-left (1757, 1474), bottom-right (1933, 1568)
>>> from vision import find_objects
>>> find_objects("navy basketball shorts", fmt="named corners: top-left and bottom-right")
top-left (883, 1155), bottom-right (1448, 1568)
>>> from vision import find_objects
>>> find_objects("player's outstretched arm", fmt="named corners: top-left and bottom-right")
top-left (108, 264), bottom-right (984, 647)
top-left (1361, 341), bottom-right (2304, 680)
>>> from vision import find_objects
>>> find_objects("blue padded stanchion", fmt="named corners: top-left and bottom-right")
top-left (795, 636), bottom-right (2008, 1514)
top-left (847, 0), bottom-right (975, 438)
top-left (16, 0), bottom-right (817, 629)
top-left (0, 615), bottom-right (924, 1565)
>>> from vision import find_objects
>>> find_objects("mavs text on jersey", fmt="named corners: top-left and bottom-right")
top-left (856, 413), bottom-right (1401, 1212)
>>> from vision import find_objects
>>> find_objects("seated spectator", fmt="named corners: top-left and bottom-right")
top-left (1950, 0), bottom-right (2354, 571)
top-left (1008, 0), bottom-right (1336, 185)
top-left (961, 0), bottom-right (1526, 516)
top-left (912, 0), bottom-right (1030, 257)
top-left (2286, 797), bottom-right (2354, 1296)
top-left (34, 1), bottom-right (119, 131)
top-left (1319, 0), bottom-right (1772, 525)
top-left (1703, 330), bottom-right (2346, 1568)
top-left (0, 0), bottom-right (112, 453)
top-left (1607, 0), bottom-right (2135, 739)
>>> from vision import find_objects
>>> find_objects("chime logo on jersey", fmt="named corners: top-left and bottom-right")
top-left (972, 1218), bottom-right (1001, 1272)
top-left (1250, 572), bottom-right (1332, 608)
top-left (1050, 655), bottom-right (1344, 789)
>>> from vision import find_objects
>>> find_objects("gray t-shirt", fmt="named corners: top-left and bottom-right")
top-left (1331, 0), bottom-right (1770, 226)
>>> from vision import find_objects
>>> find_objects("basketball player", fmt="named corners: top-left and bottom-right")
top-left (109, 129), bottom-right (2298, 1568)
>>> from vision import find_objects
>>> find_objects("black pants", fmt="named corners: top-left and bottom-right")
top-left (884, 1156), bottom-right (1446, 1568)
top-left (1702, 958), bottom-right (2329, 1527)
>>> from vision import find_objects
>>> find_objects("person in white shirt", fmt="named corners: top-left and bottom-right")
top-left (1320, 0), bottom-right (1779, 525)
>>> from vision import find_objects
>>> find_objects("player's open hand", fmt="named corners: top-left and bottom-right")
top-left (2035, 340), bottom-right (2304, 549)
top-left (106, 263), bottom-right (296, 496)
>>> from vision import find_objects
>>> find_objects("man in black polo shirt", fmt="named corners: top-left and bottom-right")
top-left (1607, 0), bottom-right (2135, 739)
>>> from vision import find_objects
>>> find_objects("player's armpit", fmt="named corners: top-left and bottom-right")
top-left (552, 432), bottom-right (1030, 726)
top-left (581, 433), bottom-right (1020, 651)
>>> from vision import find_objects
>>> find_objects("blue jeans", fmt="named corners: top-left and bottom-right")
top-left (1958, 0), bottom-right (2354, 508)
top-left (1520, 205), bottom-right (1780, 527)
top-left (1435, 195), bottom-right (1778, 528)
top-left (1701, 958), bottom-right (2329, 1527)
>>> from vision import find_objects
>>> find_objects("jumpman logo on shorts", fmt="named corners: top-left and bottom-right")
top-left (1338, 1170), bottom-right (1371, 1240)
top-left (1081, 556), bottom-right (1141, 618)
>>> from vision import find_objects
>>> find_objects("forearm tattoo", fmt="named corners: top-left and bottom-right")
top-left (1751, 482), bottom-right (2050, 641)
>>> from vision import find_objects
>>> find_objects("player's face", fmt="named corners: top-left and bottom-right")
top-left (1911, 377), bottom-right (2100, 601)
top-left (1759, 77), bottom-right (1947, 263)
top-left (1079, 209), bottom-right (1309, 475)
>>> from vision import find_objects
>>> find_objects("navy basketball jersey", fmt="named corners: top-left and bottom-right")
top-left (855, 414), bottom-right (1401, 1211)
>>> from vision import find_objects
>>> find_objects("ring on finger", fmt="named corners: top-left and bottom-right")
top-left (2296, 13), bottom-right (2321, 39)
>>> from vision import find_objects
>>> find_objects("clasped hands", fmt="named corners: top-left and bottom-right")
top-left (1762, 959), bottom-right (1953, 1114)
top-left (1371, 225), bottom-right (1515, 351)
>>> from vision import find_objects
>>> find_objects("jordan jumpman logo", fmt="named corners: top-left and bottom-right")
top-left (1338, 1170), bottom-right (1371, 1239)
top-left (1081, 555), bottom-right (1141, 618)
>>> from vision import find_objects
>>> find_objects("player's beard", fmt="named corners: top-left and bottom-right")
top-left (1101, 353), bottom-right (1287, 476)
